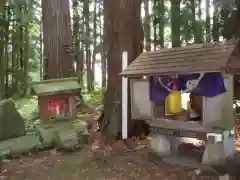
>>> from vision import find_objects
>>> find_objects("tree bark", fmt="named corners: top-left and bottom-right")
top-left (212, 6), bottom-right (220, 41)
top-left (171, 0), bottom-right (181, 47)
top-left (92, 0), bottom-right (97, 90)
top-left (231, 3), bottom-right (240, 38)
top-left (153, 0), bottom-right (157, 50)
top-left (158, 0), bottom-right (165, 48)
top-left (196, 0), bottom-right (203, 43)
top-left (72, 0), bottom-right (83, 84)
top-left (100, 0), bottom-right (143, 139)
top-left (101, 0), bottom-right (107, 88)
top-left (144, 0), bottom-right (151, 51)
top-left (83, 0), bottom-right (92, 92)
top-left (221, 8), bottom-right (232, 40)
top-left (205, 0), bottom-right (211, 42)
top-left (0, 0), bottom-right (7, 99)
top-left (42, 0), bottom-right (74, 79)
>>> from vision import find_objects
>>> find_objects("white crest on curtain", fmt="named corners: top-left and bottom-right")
top-left (157, 73), bottom-right (205, 93)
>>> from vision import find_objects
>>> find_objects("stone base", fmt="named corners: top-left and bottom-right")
top-left (202, 143), bottom-right (226, 165)
top-left (0, 135), bottom-right (42, 156)
top-left (218, 175), bottom-right (233, 180)
top-left (36, 120), bottom-right (88, 150)
top-left (56, 130), bottom-right (79, 150)
top-left (202, 131), bottom-right (236, 165)
top-left (151, 137), bottom-right (228, 166)
top-left (151, 135), bottom-right (171, 156)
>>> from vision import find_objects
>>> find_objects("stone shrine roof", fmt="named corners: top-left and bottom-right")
top-left (31, 77), bottom-right (81, 96)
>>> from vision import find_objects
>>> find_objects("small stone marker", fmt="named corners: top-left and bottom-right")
top-left (0, 99), bottom-right (25, 141)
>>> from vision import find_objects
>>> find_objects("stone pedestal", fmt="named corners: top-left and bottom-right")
top-left (56, 130), bottom-right (79, 150)
top-left (202, 131), bottom-right (236, 165)
top-left (151, 135), bottom-right (171, 156)
top-left (218, 174), bottom-right (233, 180)
top-left (202, 143), bottom-right (226, 165)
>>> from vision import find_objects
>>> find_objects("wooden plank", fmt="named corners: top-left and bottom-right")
top-left (149, 119), bottom-right (226, 133)
top-left (122, 69), bottom-right (223, 77)
top-left (125, 57), bottom-right (227, 70)
top-left (137, 46), bottom-right (234, 62)
top-left (122, 70), bottom-right (222, 77)
top-left (123, 62), bottom-right (225, 74)
top-left (132, 50), bottom-right (232, 64)
top-left (142, 40), bottom-right (237, 56)
top-left (130, 79), bottom-right (151, 119)
top-left (122, 61), bottom-right (226, 76)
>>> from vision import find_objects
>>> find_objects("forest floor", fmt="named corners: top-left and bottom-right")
top-left (0, 145), bottom-right (207, 180)
top-left (0, 96), bottom-right (223, 180)
top-left (0, 114), bottom-right (218, 180)
top-left (0, 137), bottom-right (210, 180)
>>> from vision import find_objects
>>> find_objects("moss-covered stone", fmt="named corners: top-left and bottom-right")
top-left (36, 125), bottom-right (58, 148)
top-left (37, 120), bottom-right (88, 150)
top-left (0, 99), bottom-right (25, 141)
top-left (31, 77), bottom-right (81, 96)
top-left (78, 130), bottom-right (89, 144)
top-left (0, 135), bottom-right (42, 156)
top-left (0, 119), bottom-right (89, 156)
top-left (56, 130), bottom-right (79, 150)
top-left (74, 121), bottom-right (88, 135)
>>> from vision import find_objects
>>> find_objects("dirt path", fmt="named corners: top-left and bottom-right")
top-left (1, 146), bottom-right (206, 180)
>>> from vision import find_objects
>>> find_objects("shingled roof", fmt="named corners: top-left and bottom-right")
top-left (121, 39), bottom-right (240, 77)
top-left (32, 77), bottom-right (81, 96)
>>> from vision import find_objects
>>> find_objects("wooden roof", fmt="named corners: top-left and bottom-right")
top-left (121, 39), bottom-right (240, 77)
top-left (31, 77), bottom-right (81, 96)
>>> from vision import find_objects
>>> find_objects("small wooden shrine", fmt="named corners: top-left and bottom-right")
top-left (121, 39), bottom-right (240, 131)
top-left (120, 38), bottom-right (240, 172)
top-left (32, 77), bottom-right (81, 123)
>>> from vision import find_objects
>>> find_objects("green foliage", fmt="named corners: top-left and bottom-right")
top-left (0, 0), bottom-right (42, 99)
top-left (1, 0), bottom-right (239, 100)
top-left (0, 15), bottom-right (8, 30)
top-left (84, 87), bottom-right (105, 108)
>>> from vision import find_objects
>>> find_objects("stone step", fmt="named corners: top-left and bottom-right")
top-left (36, 120), bottom-right (89, 150)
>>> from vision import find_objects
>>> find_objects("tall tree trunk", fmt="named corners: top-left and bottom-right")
top-left (4, 6), bottom-right (10, 98)
top-left (11, 19), bottom-right (18, 94)
top-left (158, 0), bottom-right (164, 48)
top-left (100, 0), bottom-right (143, 139)
top-left (153, 0), bottom-right (157, 50)
top-left (92, 0), bottom-right (97, 90)
top-left (101, 0), bottom-right (107, 88)
top-left (205, 0), bottom-right (211, 42)
top-left (144, 0), bottom-right (151, 51)
top-left (83, 0), bottom-right (92, 91)
top-left (23, 19), bottom-right (29, 94)
top-left (21, 3), bottom-right (31, 95)
top-left (42, 0), bottom-right (74, 79)
top-left (232, 2), bottom-right (240, 38)
top-left (191, 0), bottom-right (198, 43)
top-left (212, 7), bottom-right (220, 41)
top-left (221, 8), bottom-right (231, 39)
top-left (72, 0), bottom-right (83, 84)
top-left (40, 21), bottom-right (43, 79)
top-left (195, 0), bottom-right (203, 43)
top-left (0, 0), bottom-right (7, 99)
top-left (171, 0), bottom-right (181, 47)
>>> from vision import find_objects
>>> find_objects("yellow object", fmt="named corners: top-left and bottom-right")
top-left (167, 90), bottom-right (182, 114)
